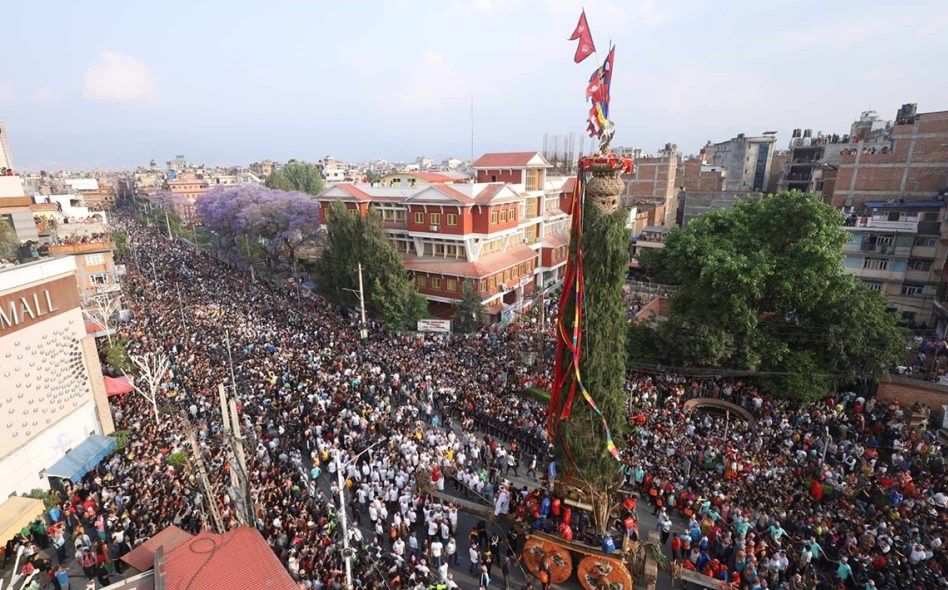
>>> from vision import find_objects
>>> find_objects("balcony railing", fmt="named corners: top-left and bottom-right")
top-left (845, 218), bottom-right (918, 232)
top-left (49, 240), bottom-right (112, 255)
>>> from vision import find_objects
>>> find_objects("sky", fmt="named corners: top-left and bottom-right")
top-left (1, 0), bottom-right (947, 171)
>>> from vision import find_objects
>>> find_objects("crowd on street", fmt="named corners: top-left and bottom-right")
top-left (2, 213), bottom-right (947, 590)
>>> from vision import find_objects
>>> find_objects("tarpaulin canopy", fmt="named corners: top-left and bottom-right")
top-left (0, 496), bottom-right (45, 543)
top-left (45, 435), bottom-right (117, 482)
top-left (104, 375), bottom-right (134, 397)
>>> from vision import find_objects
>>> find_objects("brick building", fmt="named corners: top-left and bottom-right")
top-left (620, 144), bottom-right (678, 228)
top-left (833, 105), bottom-right (948, 210)
top-left (315, 152), bottom-right (572, 322)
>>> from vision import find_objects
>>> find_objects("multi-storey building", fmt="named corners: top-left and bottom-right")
top-left (709, 133), bottom-right (777, 192)
top-left (377, 171), bottom-right (468, 189)
top-left (843, 198), bottom-right (948, 327)
top-left (620, 144), bottom-right (678, 228)
top-left (833, 105), bottom-right (948, 210)
top-left (315, 152), bottom-right (571, 321)
top-left (0, 256), bottom-right (115, 500)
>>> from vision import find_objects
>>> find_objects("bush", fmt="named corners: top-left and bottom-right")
top-left (110, 429), bottom-right (131, 451)
top-left (106, 337), bottom-right (132, 373)
top-left (167, 452), bottom-right (188, 470)
top-left (23, 488), bottom-right (55, 509)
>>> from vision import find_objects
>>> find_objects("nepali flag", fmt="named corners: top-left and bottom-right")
top-left (585, 46), bottom-right (615, 117)
top-left (568, 10), bottom-right (596, 63)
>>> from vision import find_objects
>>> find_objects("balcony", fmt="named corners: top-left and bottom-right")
top-left (847, 242), bottom-right (911, 257)
top-left (49, 240), bottom-right (112, 255)
top-left (850, 267), bottom-right (900, 281)
top-left (95, 282), bottom-right (122, 295)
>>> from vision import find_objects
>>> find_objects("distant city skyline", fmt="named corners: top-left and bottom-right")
top-left (1, 0), bottom-right (946, 170)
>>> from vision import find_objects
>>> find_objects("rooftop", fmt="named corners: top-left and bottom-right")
top-left (471, 152), bottom-right (552, 169)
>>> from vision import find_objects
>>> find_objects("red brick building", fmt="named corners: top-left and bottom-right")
top-left (832, 105), bottom-right (948, 210)
top-left (316, 152), bottom-right (572, 321)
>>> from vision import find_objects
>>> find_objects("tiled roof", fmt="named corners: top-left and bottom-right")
top-left (163, 527), bottom-right (296, 590)
top-left (413, 172), bottom-right (461, 183)
top-left (121, 525), bottom-right (193, 572)
top-left (472, 152), bottom-right (551, 169)
top-left (404, 244), bottom-right (538, 279)
top-left (541, 233), bottom-right (570, 249)
top-left (560, 177), bottom-right (577, 194)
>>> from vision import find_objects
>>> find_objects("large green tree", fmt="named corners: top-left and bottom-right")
top-left (316, 201), bottom-right (426, 330)
top-left (266, 162), bottom-right (324, 195)
top-left (453, 280), bottom-right (484, 333)
top-left (635, 191), bottom-right (903, 400)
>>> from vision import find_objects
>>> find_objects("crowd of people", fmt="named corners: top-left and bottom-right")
top-left (3, 211), bottom-right (947, 590)
top-left (624, 374), bottom-right (947, 589)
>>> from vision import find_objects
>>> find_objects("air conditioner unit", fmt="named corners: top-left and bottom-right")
top-left (429, 225), bottom-right (439, 232)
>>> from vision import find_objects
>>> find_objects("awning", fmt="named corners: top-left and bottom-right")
top-left (0, 496), bottom-right (45, 543)
top-left (45, 435), bottom-right (117, 482)
top-left (104, 375), bottom-right (134, 397)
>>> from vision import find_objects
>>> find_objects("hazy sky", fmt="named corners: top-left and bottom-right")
top-left (1, 0), bottom-right (946, 170)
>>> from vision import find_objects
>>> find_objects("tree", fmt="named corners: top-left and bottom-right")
top-left (0, 215), bottom-right (19, 262)
top-left (635, 191), bottom-right (903, 400)
top-left (84, 293), bottom-right (121, 346)
top-left (316, 201), bottom-right (427, 330)
top-left (453, 280), bottom-right (483, 332)
top-left (196, 185), bottom-right (321, 270)
top-left (266, 162), bottom-right (324, 195)
top-left (126, 351), bottom-right (171, 426)
top-left (265, 172), bottom-right (295, 192)
top-left (105, 336), bottom-right (132, 373)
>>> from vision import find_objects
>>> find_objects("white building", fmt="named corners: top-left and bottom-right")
top-left (0, 256), bottom-right (115, 504)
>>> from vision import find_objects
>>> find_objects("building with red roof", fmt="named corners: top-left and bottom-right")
top-left (108, 526), bottom-right (296, 590)
top-left (315, 152), bottom-right (571, 322)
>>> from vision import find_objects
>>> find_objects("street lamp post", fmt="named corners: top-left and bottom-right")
top-left (343, 262), bottom-right (368, 339)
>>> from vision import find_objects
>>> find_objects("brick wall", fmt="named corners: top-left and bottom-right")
top-left (877, 376), bottom-right (948, 408)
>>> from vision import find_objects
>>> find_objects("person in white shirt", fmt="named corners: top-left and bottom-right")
top-left (430, 539), bottom-right (444, 568)
top-left (446, 537), bottom-right (458, 566)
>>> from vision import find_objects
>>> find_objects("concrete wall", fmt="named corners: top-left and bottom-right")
top-left (678, 190), bottom-right (759, 227)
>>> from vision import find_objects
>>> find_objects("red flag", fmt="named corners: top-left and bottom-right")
top-left (568, 10), bottom-right (596, 63)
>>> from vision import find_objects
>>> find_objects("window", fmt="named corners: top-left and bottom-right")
top-left (900, 284), bottom-right (924, 297)
top-left (908, 259), bottom-right (932, 271)
top-left (431, 278), bottom-right (442, 289)
top-left (480, 280), bottom-right (487, 291)
top-left (446, 279), bottom-right (457, 292)
top-left (915, 236), bottom-right (937, 247)
top-left (922, 211), bottom-right (939, 221)
top-left (863, 258), bottom-right (888, 270)
top-left (90, 273), bottom-right (109, 285)
top-left (491, 175), bottom-right (497, 182)
top-left (446, 245), bottom-right (457, 257)
top-left (866, 282), bottom-right (884, 293)
top-left (416, 276), bottom-right (426, 288)
top-left (901, 311), bottom-right (917, 322)
top-left (500, 210), bottom-right (507, 223)
top-left (414, 212), bottom-right (424, 224)
top-left (489, 276), bottom-right (497, 289)
top-left (430, 213), bottom-right (441, 225)
top-left (491, 211), bottom-right (499, 224)
top-left (504, 269), bottom-right (511, 282)
top-left (446, 213), bottom-right (458, 226)
top-left (85, 253), bottom-right (104, 265)
top-left (509, 207), bottom-right (516, 221)
top-left (433, 243), bottom-right (445, 256)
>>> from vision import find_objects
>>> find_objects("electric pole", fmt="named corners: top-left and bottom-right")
top-left (358, 262), bottom-right (367, 339)
top-left (180, 413), bottom-right (225, 534)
